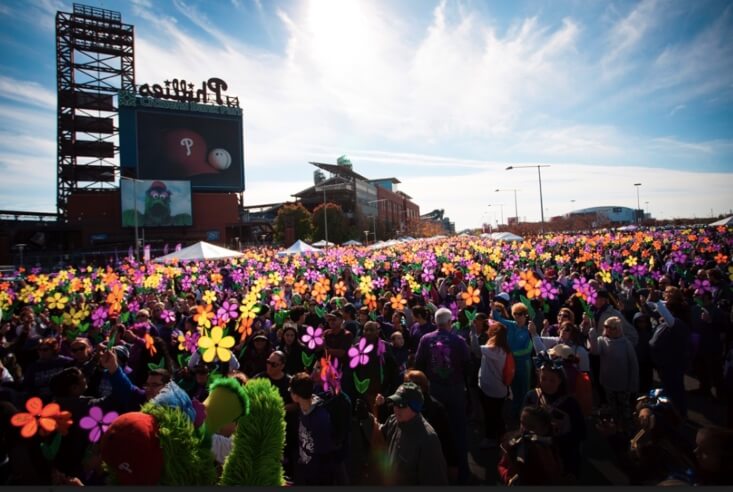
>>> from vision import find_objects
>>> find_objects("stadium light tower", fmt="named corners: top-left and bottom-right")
top-left (506, 165), bottom-right (551, 232)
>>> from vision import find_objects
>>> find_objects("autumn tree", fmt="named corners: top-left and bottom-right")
top-left (274, 202), bottom-right (313, 245)
top-left (312, 202), bottom-right (349, 244)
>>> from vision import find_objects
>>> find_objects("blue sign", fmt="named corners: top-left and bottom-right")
top-left (90, 233), bottom-right (108, 241)
top-left (206, 230), bottom-right (220, 241)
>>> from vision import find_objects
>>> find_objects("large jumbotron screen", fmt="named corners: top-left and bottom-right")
top-left (119, 106), bottom-right (244, 192)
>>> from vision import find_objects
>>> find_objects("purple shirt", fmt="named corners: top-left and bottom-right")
top-left (414, 328), bottom-right (470, 387)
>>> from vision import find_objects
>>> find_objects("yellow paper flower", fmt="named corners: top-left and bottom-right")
top-left (599, 270), bottom-right (612, 284)
top-left (198, 327), bottom-right (235, 363)
top-left (202, 290), bottom-right (217, 305)
top-left (46, 292), bottom-right (69, 310)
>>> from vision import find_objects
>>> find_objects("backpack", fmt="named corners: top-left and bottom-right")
top-left (502, 351), bottom-right (516, 386)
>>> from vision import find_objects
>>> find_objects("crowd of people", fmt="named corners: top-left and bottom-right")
top-left (1, 226), bottom-right (732, 485)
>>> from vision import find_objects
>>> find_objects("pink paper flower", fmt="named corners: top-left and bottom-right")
top-left (301, 326), bottom-right (324, 350)
top-left (79, 406), bottom-right (118, 443)
top-left (348, 337), bottom-right (374, 369)
top-left (161, 309), bottom-right (176, 324)
top-left (216, 301), bottom-right (239, 323)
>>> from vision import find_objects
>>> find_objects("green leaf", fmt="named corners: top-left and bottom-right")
top-left (78, 322), bottom-right (90, 333)
top-left (51, 315), bottom-right (62, 325)
top-left (353, 373), bottom-right (371, 394)
top-left (274, 310), bottom-right (288, 327)
top-left (40, 432), bottom-right (62, 461)
top-left (579, 298), bottom-right (593, 318)
top-left (334, 297), bottom-right (342, 308)
top-left (464, 309), bottom-right (477, 323)
top-left (368, 311), bottom-right (377, 321)
top-left (65, 328), bottom-right (79, 341)
top-left (314, 306), bottom-right (327, 319)
top-left (543, 301), bottom-right (550, 314)
top-left (147, 358), bottom-right (165, 371)
top-left (107, 329), bottom-right (117, 349)
top-left (176, 353), bottom-right (190, 368)
top-left (519, 294), bottom-right (536, 320)
top-left (119, 312), bottom-right (130, 324)
top-left (301, 351), bottom-right (315, 369)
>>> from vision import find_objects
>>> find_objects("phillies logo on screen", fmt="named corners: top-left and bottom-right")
top-left (163, 129), bottom-right (232, 176)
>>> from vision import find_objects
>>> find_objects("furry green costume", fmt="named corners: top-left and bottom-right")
top-left (101, 377), bottom-right (285, 486)
top-left (220, 377), bottom-right (286, 486)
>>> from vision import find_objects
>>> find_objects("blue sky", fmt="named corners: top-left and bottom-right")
top-left (0, 0), bottom-right (731, 231)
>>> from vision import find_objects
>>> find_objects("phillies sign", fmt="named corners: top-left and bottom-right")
top-left (137, 77), bottom-right (238, 107)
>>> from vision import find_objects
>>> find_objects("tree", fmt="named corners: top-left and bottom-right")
top-left (274, 202), bottom-right (313, 245)
top-left (312, 202), bottom-right (349, 244)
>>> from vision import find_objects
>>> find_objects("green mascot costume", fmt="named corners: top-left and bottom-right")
top-left (100, 376), bottom-right (285, 486)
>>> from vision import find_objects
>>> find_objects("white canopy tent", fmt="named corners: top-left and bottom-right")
top-left (153, 241), bottom-right (243, 263)
top-left (277, 240), bottom-right (321, 256)
top-left (484, 232), bottom-right (523, 242)
top-left (709, 216), bottom-right (733, 226)
top-left (342, 239), bottom-right (362, 246)
top-left (312, 240), bottom-right (336, 247)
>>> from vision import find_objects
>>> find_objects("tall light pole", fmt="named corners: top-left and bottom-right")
top-left (495, 188), bottom-right (518, 225)
top-left (634, 183), bottom-right (642, 224)
top-left (506, 165), bottom-right (551, 232)
top-left (488, 203), bottom-right (504, 225)
top-left (315, 182), bottom-right (346, 245)
top-left (368, 199), bottom-right (388, 242)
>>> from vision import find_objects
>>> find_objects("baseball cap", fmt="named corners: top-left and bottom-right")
top-left (387, 382), bottom-right (424, 412)
top-left (326, 310), bottom-right (343, 319)
top-left (496, 292), bottom-right (510, 302)
top-left (100, 412), bottom-right (164, 485)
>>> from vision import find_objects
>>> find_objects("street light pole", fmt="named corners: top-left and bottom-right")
top-left (506, 165), bottom-right (551, 233)
top-left (495, 189), bottom-right (518, 225)
top-left (368, 199), bottom-right (387, 242)
top-left (634, 183), bottom-right (642, 224)
top-left (488, 203), bottom-right (504, 225)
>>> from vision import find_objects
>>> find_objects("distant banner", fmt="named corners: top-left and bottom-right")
top-left (144, 245), bottom-right (151, 262)
top-left (121, 178), bottom-right (193, 228)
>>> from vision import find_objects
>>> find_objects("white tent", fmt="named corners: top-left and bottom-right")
top-left (277, 240), bottom-right (321, 256)
top-left (312, 240), bottom-right (336, 247)
top-left (488, 232), bottom-right (523, 242)
top-left (153, 241), bottom-right (243, 263)
top-left (342, 239), bottom-right (362, 246)
top-left (709, 216), bottom-right (733, 226)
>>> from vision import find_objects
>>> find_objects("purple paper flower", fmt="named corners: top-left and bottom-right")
top-left (348, 337), bottom-right (374, 369)
top-left (79, 406), bottom-right (118, 443)
top-left (91, 306), bottom-right (108, 328)
top-left (421, 269), bottom-right (435, 283)
top-left (161, 309), bottom-right (176, 324)
top-left (182, 331), bottom-right (201, 354)
top-left (301, 326), bottom-right (324, 350)
top-left (216, 301), bottom-right (239, 323)
top-left (692, 279), bottom-right (713, 296)
top-left (629, 264), bottom-right (648, 277)
top-left (539, 281), bottom-right (559, 300)
top-left (128, 300), bottom-right (140, 313)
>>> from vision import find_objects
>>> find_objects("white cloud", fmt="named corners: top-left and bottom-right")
top-left (0, 76), bottom-right (56, 109)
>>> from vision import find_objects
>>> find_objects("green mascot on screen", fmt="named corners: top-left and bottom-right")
top-left (122, 180), bottom-right (191, 227)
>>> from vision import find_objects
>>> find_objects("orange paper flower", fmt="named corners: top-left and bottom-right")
top-left (461, 286), bottom-right (481, 306)
top-left (10, 397), bottom-right (64, 438)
